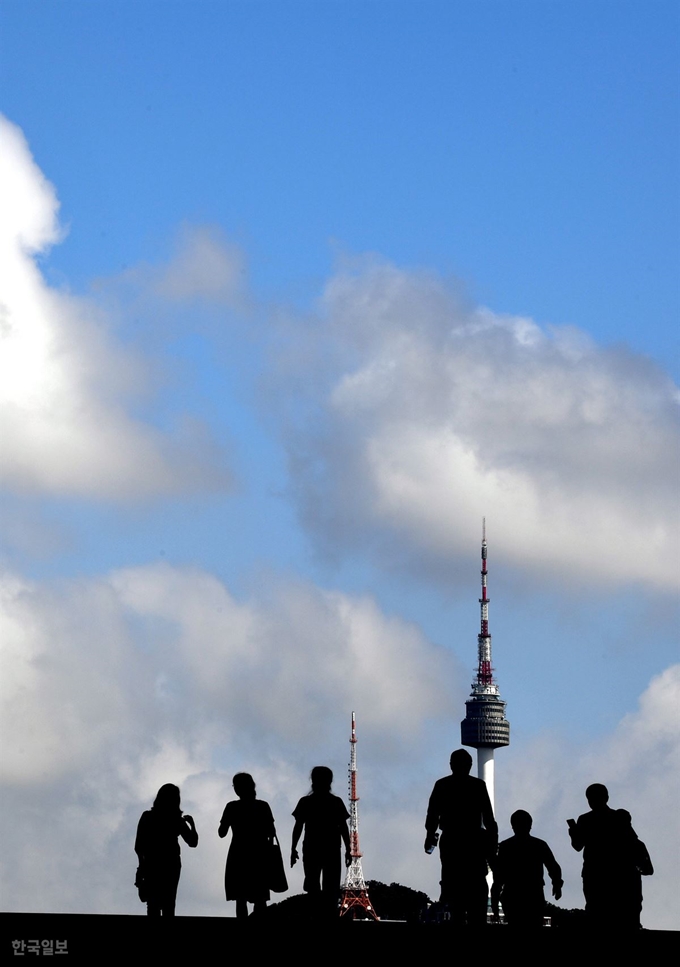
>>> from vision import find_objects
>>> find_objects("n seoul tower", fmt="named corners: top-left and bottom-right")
top-left (460, 520), bottom-right (510, 811)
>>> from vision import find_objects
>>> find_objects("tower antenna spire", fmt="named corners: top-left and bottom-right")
top-left (460, 520), bottom-right (510, 811)
top-left (339, 712), bottom-right (379, 920)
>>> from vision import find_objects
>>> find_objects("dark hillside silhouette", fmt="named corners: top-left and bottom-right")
top-left (264, 881), bottom-right (431, 923)
top-left (364, 881), bottom-right (431, 922)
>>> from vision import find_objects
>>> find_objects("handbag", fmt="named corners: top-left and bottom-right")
top-left (268, 831), bottom-right (288, 893)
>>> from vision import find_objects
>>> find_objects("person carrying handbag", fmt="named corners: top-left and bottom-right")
top-left (219, 772), bottom-right (287, 919)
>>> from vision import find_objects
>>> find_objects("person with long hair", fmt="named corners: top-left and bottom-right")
top-left (291, 766), bottom-right (351, 917)
top-left (218, 773), bottom-right (277, 919)
top-left (134, 783), bottom-right (198, 917)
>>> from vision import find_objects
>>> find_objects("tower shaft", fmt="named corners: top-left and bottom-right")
top-left (461, 521), bottom-right (509, 802)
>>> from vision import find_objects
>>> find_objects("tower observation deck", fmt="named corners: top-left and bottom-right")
top-left (460, 521), bottom-right (509, 808)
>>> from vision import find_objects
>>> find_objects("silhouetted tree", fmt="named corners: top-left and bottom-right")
top-left (364, 880), bottom-right (431, 922)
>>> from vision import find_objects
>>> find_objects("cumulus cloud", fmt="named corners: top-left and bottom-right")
top-left (272, 258), bottom-right (679, 590)
top-left (0, 116), bottom-right (230, 500)
top-left (0, 563), bottom-right (456, 786)
top-left (0, 563), bottom-right (676, 925)
top-left (0, 563), bottom-right (458, 912)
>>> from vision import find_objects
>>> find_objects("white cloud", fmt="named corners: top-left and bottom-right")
top-left (273, 258), bottom-right (679, 590)
top-left (0, 562), bottom-right (457, 912)
top-left (0, 563), bottom-right (676, 926)
top-left (0, 116), bottom-right (230, 500)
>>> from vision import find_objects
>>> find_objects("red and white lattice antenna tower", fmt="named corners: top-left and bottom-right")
top-left (339, 712), bottom-right (379, 920)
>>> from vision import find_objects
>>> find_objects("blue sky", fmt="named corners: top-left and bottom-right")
top-left (0, 1), bottom-right (678, 926)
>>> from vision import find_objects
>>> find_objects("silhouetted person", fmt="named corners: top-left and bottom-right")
top-left (219, 772), bottom-right (279, 920)
top-left (291, 766), bottom-right (351, 918)
top-left (491, 810), bottom-right (562, 928)
top-left (425, 749), bottom-right (497, 927)
top-left (135, 783), bottom-right (198, 917)
top-left (568, 783), bottom-right (648, 928)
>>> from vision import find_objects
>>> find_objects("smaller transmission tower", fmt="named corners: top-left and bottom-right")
top-left (339, 712), bottom-right (379, 920)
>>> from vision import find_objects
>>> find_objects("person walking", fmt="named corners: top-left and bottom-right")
top-left (291, 766), bottom-right (351, 918)
top-left (219, 773), bottom-right (280, 919)
top-left (491, 810), bottom-right (562, 928)
top-left (425, 749), bottom-right (497, 927)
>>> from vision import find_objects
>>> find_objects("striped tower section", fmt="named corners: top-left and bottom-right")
top-left (460, 520), bottom-right (510, 812)
top-left (339, 712), bottom-right (379, 920)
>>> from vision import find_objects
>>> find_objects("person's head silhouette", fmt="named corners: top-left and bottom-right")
top-left (152, 783), bottom-right (181, 814)
top-left (310, 766), bottom-right (333, 793)
top-left (449, 749), bottom-right (473, 778)
top-left (233, 773), bottom-right (256, 800)
top-left (510, 810), bottom-right (533, 836)
top-left (585, 783), bottom-right (609, 810)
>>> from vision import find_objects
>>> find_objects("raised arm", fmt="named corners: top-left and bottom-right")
top-left (180, 814), bottom-right (199, 848)
top-left (567, 817), bottom-right (584, 852)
